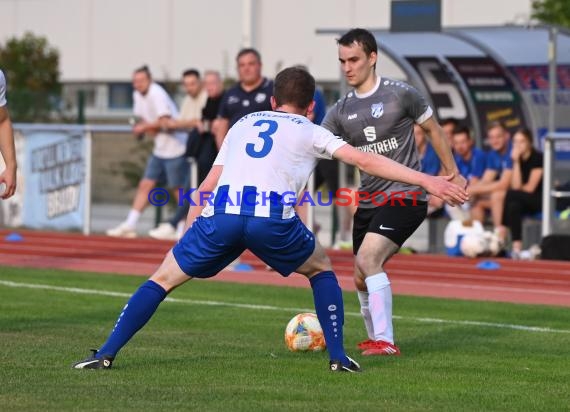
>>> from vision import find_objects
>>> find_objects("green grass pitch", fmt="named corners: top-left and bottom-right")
top-left (1, 266), bottom-right (569, 411)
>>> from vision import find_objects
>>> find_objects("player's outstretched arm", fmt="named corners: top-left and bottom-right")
top-left (213, 118), bottom-right (229, 150)
top-left (420, 117), bottom-right (467, 189)
top-left (333, 144), bottom-right (468, 206)
top-left (184, 165), bottom-right (223, 231)
top-left (0, 106), bottom-right (16, 199)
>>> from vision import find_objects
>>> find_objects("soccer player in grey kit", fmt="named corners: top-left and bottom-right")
top-left (322, 29), bottom-right (467, 356)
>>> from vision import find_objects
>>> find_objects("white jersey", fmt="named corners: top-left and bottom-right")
top-left (202, 111), bottom-right (347, 219)
top-left (0, 70), bottom-right (7, 107)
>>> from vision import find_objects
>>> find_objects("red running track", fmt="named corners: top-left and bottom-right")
top-left (0, 229), bottom-right (569, 307)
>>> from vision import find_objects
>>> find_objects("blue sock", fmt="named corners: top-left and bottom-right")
top-left (97, 280), bottom-right (167, 358)
top-left (309, 271), bottom-right (348, 365)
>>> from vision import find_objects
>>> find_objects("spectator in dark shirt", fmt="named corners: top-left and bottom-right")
top-left (213, 48), bottom-right (273, 148)
top-left (496, 128), bottom-right (543, 257)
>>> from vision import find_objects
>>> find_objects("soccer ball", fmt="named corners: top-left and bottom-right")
top-left (460, 233), bottom-right (487, 257)
top-left (284, 313), bottom-right (326, 352)
top-left (484, 231), bottom-right (502, 256)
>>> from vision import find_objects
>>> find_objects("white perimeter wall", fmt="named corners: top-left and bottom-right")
top-left (0, 0), bottom-right (532, 82)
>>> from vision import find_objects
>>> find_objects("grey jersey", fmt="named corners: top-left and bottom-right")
top-left (322, 76), bottom-right (433, 208)
top-left (0, 70), bottom-right (6, 107)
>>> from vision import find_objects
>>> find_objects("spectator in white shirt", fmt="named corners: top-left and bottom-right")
top-left (106, 65), bottom-right (189, 238)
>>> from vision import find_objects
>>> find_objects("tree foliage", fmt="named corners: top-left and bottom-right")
top-left (0, 32), bottom-right (61, 122)
top-left (532, 0), bottom-right (570, 28)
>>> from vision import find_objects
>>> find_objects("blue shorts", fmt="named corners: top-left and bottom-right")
top-left (172, 214), bottom-right (315, 278)
top-left (143, 154), bottom-right (189, 188)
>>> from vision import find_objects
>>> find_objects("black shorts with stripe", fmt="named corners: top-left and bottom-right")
top-left (352, 199), bottom-right (427, 254)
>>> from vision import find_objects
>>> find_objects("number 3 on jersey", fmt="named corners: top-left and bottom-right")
top-left (246, 120), bottom-right (277, 158)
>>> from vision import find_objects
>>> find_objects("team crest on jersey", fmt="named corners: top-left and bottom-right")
top-left (371, 102), bottom-right (384, 118)
top-left (255, 93), bottom-right (267, 103)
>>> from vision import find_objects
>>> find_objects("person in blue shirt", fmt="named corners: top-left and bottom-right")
top-left (443, 125), bottom-right (487, 221)
top-left (414, 123), bottom-right (442, 214)
top-left (452, 125), bottom-right (487, 184)
top-left (468, 121), bottom-right (512, 226)
top-left (440, 117), bottom-right (460, 150)
top-left (311, 87), bottom-right (327, 125)
top-left (414, 123), bottom-right (440, 176)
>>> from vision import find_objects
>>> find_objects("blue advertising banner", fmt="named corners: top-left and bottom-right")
top-left (509, 65), bottom-right (570, 160)
top-left (23, 131), bottom-right (87, 230)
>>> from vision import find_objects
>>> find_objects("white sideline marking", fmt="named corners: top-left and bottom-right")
top-left (1, 279), bottom-right (569, 334)
top-left (396, 279), bottom-right (570, 296)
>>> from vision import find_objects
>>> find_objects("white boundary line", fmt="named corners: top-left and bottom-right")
top-left (396, 279), bottom-right (570, 296)
top-left (1, 279), bottom-right (569, 334)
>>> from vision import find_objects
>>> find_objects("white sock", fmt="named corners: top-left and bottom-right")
top-left (365, 272), bottom-right (394, 344)
top-left (357, 291), bottom-right (374, 340)
top-left (125, 209), bottom-right (141, 228)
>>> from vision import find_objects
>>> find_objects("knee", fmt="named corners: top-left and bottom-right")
top-left (303, 253), bottom-right (332, 278)
top-left (354, 274), bottom-right (367, 292)
top-left (138, 179), bottom-right (155, 191)
top-left (149, 272), bottom-right (175, 292)
top-left (314, 254), bottom-right (332, 274)
top-left (355, 252), bottom-right (385, 277)
top-left (150, 270), bottom-right (188, 293)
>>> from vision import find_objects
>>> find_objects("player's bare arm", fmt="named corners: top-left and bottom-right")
top-left (0, 105), bottom-right (17, 199)
top-left (333, 144), bottom-right (468, 206)
top-left (213, 118), bottom-right (229, 149)
top-left (184, 165), bottom-right (223, 230)
top-left (420, 116), bottom-right (467, 189)
top-left (170, 118), bottom-right (201, 130)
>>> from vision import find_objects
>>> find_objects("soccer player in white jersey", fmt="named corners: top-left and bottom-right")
top-left (321, 29), bottom-right (467, 356)
top-left (72, 67), bottom-right (467, 372)
top-left (0, 69), bottom-right (17, 199)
